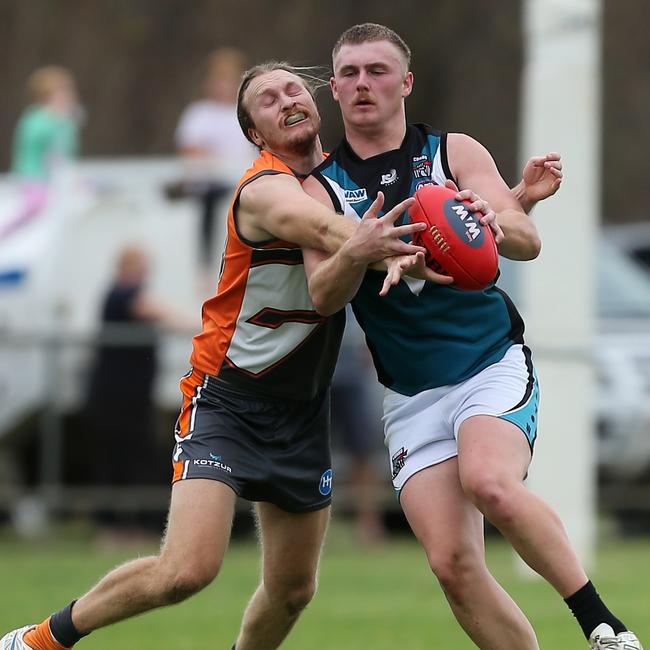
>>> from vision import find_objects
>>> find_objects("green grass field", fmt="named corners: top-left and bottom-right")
top-left (2, 522), bottom-right (649, 649)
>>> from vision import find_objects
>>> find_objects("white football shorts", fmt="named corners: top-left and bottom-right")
top-left (382, 344), bottom-right (539, 494)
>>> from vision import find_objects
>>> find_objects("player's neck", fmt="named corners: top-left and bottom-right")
top-left (344, 117), bottom-right (406, 160)
top-left (272, 138), bottom-right (324, 175)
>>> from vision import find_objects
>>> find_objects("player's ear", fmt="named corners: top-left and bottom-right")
top-left (248, 127), bottom-right (264, 148)
top-left (329, 76), bottom-right (339, 101)
top-left (402, 71), bottom-right (413, 98)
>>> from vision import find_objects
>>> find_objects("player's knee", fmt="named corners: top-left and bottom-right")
top-left (285, 582), bottom-right (317, 616)
top-left (429, 551), bottom-right (475, 600)
top-left (426, 549), bottom-right (484, 605)
top-left (267, 577), bottom-right (317, 617)
top-left (159, 559), bottom-right (221, 604)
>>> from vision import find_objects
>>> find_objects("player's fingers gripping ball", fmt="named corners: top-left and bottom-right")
top-left (409, 184), bottom-right (498, 290)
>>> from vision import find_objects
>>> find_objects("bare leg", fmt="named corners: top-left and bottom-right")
top-left (400, 458), bottom-right (539, 650)
top-left (72, 479), bottom-right (236, 632)
top-left (458, 416), bottom-right (589, 597)
top-left (235, 504), bottom-right (330, 650)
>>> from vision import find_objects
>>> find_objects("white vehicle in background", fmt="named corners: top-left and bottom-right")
top-left (596, 239), bottom-right (650, 532)
top-left (603, 222), bottom-right (650, 272)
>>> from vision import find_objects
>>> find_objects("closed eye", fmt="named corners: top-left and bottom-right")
top-left (286, 82), bottom-right (304, 97)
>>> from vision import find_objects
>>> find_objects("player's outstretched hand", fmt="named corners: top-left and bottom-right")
top-left (521, 152), bottom-right (562, 203)
top-left (346, 192), bottom-right (426, 264)
top-left (443, 180), bottom-right (504, 244)
top-left (380, 251), bottom-right (453, 296)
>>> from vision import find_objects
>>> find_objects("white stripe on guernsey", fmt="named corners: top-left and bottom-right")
top-left (182, 460), bottom-right (189, 480)
top-left (175, 377), bottom-right (207, 444)
top-left (431, 148), bottom-right (450, 185)
top-left (189, 382), bottom-right (205, 433)
top-left (320, 176), bottom-right (363, 221)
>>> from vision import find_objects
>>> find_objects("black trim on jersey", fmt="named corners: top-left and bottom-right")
top-left (233, 169), bottom-right (292, 247)
top-left (250, 247), bottom-right (303, 267)
top-left (494, 286), bottom-right (525, 344)
top-left (504, 346), bottom-right (535, 413)
top-left (247, 307), bottom-right (324, 330)
top-left (440, 132), bottom-right (458, 186)
top-left (310, 168), bottom-right (344, 214)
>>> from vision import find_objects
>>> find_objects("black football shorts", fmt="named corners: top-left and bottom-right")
top-left (172, 370), bottom-right (333, 513)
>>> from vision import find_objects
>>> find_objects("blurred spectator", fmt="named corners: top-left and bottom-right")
top-left (331, 310), bottom-right (387, 545)
top-left (83, 245), bottom-right (190, 533)
top-left (173, 47), bottom-right (256, 271)
top-left (3, 66), bottom-right (82, 238)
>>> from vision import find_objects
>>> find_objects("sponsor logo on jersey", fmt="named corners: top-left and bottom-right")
top-left (344, 188), bottom-right (368, 203)
top-left (412, 157), bottom-right (432, 179)
top-left (380, 169), bottom-right (398, 185)
top-left (194, 453), bottom-right (232, 473)
top-left (444, 200), bottom-right (484, 248)
top-left (319, 468), bottom-right (333, 495)
top-left (391, 447), bottom-right (409, 479)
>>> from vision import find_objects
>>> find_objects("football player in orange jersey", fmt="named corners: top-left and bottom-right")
top-left (2, 61), bottom-right (563, 650)
top-left (0, 64), bottom-right (442, 650)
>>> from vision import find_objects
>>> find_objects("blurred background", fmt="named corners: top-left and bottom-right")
top-left (0, 2), bottom-right (649, 638)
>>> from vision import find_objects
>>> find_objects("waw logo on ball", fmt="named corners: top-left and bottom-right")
top-left (444, 200), bottom-right (484, 248)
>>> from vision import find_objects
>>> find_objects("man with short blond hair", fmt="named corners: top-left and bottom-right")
top-left (302, 21), bottom-right (642, 650)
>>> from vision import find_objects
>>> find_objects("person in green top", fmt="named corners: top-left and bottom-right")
top-left (2, 66), bottom-right (81, 238)
top-left (12, 65), bottom-right (80, 180)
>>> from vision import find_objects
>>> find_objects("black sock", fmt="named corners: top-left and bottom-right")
top-left (49, 601), bottom-right (89, 647)
top-left (564, 581), bottom-right (627, 639)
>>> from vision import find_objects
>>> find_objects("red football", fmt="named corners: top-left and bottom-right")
top-left (409, 184), bottom-right (498, 290)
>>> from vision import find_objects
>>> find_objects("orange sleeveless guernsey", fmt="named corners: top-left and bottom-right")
top-left (188, 150), bottom-right (345, 401)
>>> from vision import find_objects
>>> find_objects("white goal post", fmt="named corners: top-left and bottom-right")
top-left (517, 0), bottom-right (601, 569)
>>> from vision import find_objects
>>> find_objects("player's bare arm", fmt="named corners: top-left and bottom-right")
top-left (302, 176), bottom-right (426, 315)
top-left (367, 147), bottom-right (561, 295)
top-left (238, 172), bottom-right (425, 259)
top-left (301, 176), bottom-right (367, 316)
top-left (238, 172), bottom-right (357, 252)
top-left (447, 132), bottom-right (542, 261)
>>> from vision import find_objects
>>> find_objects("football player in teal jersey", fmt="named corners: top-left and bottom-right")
top-left (302, 22), bottom-right (641, 650)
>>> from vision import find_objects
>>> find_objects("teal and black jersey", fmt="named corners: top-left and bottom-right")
top-left (310, 123), bottom-right (525, 396)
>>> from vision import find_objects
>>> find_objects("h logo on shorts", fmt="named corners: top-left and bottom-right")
top-left (391, 447), bottom-right (409, 479)
top-left (319, 469), bottom-right (333, 496)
